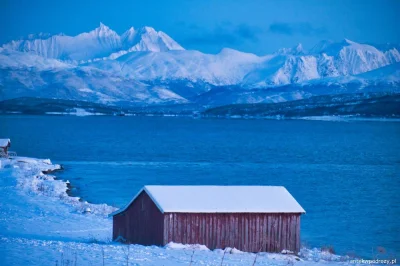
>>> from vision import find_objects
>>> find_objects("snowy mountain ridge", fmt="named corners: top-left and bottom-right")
top-left (2, 23), bottom-right (184, 62)
top-left (1, 24), bottom-right (399, 106)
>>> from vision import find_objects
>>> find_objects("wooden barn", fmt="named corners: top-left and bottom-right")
top-left (112, 186), bottom-right (305, 253)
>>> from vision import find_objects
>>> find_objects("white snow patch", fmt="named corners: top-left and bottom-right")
top-left (46, 108), bottom-right (106, 116)
top-left (165, 242), bottom-right (210, 251)
top-left (78, 87), bottom-right (94, 93)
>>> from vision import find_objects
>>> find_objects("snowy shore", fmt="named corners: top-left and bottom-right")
top-left (0, 156), bottom-right (363, 265)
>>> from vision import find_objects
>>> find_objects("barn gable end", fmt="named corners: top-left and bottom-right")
top-left (112, 190), bottom-right (164, 245)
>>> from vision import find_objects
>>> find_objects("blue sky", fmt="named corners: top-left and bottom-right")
top-left (0, 0), bottom-right (399, 55)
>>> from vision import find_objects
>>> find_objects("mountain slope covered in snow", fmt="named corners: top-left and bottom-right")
top-left (2, 23), bottom-right (184, 62)
top-left (1, 24), bottom-right (399, 107)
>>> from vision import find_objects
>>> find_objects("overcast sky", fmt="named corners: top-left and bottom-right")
top-left (0, 0), bottom-right (399, 55)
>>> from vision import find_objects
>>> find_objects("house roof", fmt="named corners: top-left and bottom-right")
top-left (112, 185), bottom-right (305, 215)
top-left (0, 139), bottom-right (10, 148)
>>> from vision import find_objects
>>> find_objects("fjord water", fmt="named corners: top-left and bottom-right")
top-left (1, 115), bottom-right (399, 257)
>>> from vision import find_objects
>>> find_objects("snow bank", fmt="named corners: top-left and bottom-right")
top-left (299, 247), bottom-right (347, 262)
top-left (0, 157), bottom-right (116, 216)
top-left (0, 236), bottom-right (358, 266)
top-left (165, 242), bottom-right (210, 251)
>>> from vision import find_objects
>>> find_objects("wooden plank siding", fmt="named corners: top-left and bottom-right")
top-left (162, 213), bottom-right (301, 253)
top-left (112, 191), bottom-right (164, 246)
top-left (113, 190), bottom-right (302, 253)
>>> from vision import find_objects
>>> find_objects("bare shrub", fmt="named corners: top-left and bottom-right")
top-left (58, 248), bottom-right (77, 266)
top-left (101, 246), bottom-right (105, 266)
top-left (189, 250), bottom-right (195, 266)
top-left (122, 245), bottom-right (130, 266)
top-left (286, 257), bottom-right (295, 266)
top-left (252, 239), bottom-right (266, 266)
top-left (220, 248), bottom-right (232, 266)
top-left (37, 182), bottom-right (45, 192)
top-left (252, 253), bottom-right (259, 266)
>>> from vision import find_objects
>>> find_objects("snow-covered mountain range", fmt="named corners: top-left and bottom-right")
top-left (2, 23), bottom-right (184, 62)
top-left (1, 23), bottom-right (399, 106)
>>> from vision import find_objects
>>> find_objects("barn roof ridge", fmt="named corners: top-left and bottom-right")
top-left (111, 185), bottom-right (305, 216)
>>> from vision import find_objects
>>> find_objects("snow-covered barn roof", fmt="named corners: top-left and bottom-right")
top-left (112, 186), bottom-right (305, 215)
top-left (0, 139), bottom-right (10, 148)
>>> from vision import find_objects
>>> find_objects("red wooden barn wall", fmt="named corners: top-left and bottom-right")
top-left (162, 213), bottom-right (301, 253)
top-left (113, 191), bottom-right (302, 253)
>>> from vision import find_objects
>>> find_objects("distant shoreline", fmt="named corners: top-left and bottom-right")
top-left (1, 112), bottom-right (400, 122)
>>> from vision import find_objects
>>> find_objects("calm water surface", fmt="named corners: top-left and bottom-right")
top-left (1, 115), bottom-right (399, 257)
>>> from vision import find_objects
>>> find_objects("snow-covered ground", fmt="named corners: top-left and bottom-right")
top-left (46, 108), bottom-right (107, 116)
top-left (0, 156), bottom-right (367, 265)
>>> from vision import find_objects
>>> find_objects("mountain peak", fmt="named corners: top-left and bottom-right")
top-left (126, 27), bottom-right (135, 33)
top-left (309, 40), bottom-right (334, 54)
top-left (97, 22), bottom-right (111, 32)
top-left (310, 39), bottom-right (362, 55)
top-left (276, 43), bottom-right (305, 55)
top-left (88, 22), bottom-right (117, 37)
top-left (140, 26), bottom-right (157, 34)
top-left (342, 38), bottom-right (357, 45)
top-left (294, 43), bottom-right (304, 54)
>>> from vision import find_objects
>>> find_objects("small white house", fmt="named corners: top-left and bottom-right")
top-left (0, 139), bottom-right (11, 154)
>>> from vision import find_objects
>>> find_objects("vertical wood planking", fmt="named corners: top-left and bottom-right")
top-left (116, 211), bottom-right (301, 253)
top-left (282, 215), bottom-right (287, 251)
top-left (262, 215), bottom-right (267, 251)
top-left (249, 214), bottom-right (253, 251)
top-left (257, 214), bottom-right (261, 251)
top-left (296, 216), bottom-right (300, 252)
top-left (278, 214), bottom-right (282, 252)
top-left (163, 216), bottom-right (168, 245)
top-left (241, 215), bottom-right (245, 250)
